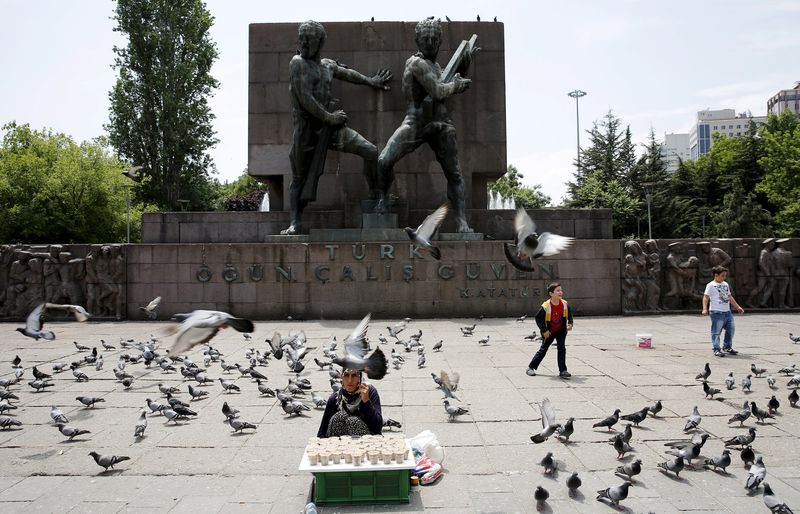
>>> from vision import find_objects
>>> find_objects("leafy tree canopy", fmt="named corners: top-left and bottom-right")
top-left (0, 122), bottom-right (156, 243)
top-left (106, 0), bottom-right (220, 211)
top-left (489, 164), bottom-right (551, 209)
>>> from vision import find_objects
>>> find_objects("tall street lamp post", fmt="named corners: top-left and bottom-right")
top-left (642, 181), bottom-right (656, 240)
top-left (567, 89), bottom-right (587, 168)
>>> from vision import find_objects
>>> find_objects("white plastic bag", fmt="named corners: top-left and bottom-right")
top-left (408, 430), bottom-right (446, 464)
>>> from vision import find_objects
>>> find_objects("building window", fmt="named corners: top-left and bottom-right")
top-left (713, 126), bottom-right (717, 130)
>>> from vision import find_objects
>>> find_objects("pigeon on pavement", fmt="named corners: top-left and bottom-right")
top-left (76, 396), bottom-right (105, 408)
top-left (566, 472), bottom-right (582, 496)
top-left (684, 406), bottom-right (702, 431)
top-left (443, 400), bottom-right (468, 421)
top-left (56, 423), bottom-right (90, 440)
top-left (228, 417), bottom-right (257, 433)
top-left (729, 401), bottom-right (752, 426)
top-left (704, 449), bottom-right (732, 472)
top-left (593, 409), bottom-right (620, 431)
top-left (596, 481), bottom-right (631, 506)
top-left (620, 407), bottom-right (649, 426)
top-left (725, 427), bottom-right (757, 448)
top-left (696, 362), bottom-right (711, 380)
top-left (703, 381), bottom-right (722, 399)
top-left (751, 363), bottom-right (767, 377)
top-left (762, 482), bottom-right (793, 513)
top-left (50, 406), bottom-right (68, 424)
top-left (726, 372), bottom-right (736, 390)
top-left (557, 417), bottom-right (575, 442)
top-left (134, 410), bottom-right (147, 439)
top-left (0, 416), bottom-right (22, 429)
top-left (539, 452), bottom-right (557, 474)
top-left (751, 401), bottom-right (775, 423)
top-left (745, 456), bottom-right (767, 490)
top-left (88, 451), bottom-right (130, 471)
top-left (534, 485), bottom-right (549, 507)
top-left (615, 459), bottom-right (642, 482)
top-left (648, 400), bottom-right (663, 417)
top-left (657, 456), bottom-right (685, 477)
top-left (531, 398), bottom-right (561, 444)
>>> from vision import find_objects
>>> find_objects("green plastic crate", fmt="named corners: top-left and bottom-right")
top-left (314, 469), bottom-right (410, 504)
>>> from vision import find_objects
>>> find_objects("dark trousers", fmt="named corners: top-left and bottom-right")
top-left (528, 329), bottom-right (567, 373)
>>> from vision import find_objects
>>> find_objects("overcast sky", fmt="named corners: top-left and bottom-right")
top-left (2, 0), bottom-right (798, 204)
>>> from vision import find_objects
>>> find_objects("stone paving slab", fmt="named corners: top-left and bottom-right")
top-left (1, 313), bottom-right (799, 512)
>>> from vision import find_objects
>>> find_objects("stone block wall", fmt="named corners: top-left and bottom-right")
top-left (125, 239), bottom-right (621, 320)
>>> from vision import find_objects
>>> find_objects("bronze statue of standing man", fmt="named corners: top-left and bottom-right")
top-left (377, 18), bottom-right (477, 233)
top-left (282, 21), bottom-right (392, 235)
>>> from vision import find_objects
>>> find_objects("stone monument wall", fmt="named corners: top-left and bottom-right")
top-left (3, 238), bottom-right (798, 320)
top-left (248, 21), bottom-right (506, 225)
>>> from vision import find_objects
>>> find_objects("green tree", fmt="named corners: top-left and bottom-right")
top-left (489, 165), bottom-right (551, 208)
top-left (570, 172), bottom-right (639, 238)
top-left (106, 0), bottom-right (220, 211)
top-left (0, 123), bottom-right (154, 243)
top-left (757, 111), bottom-right (800, 235)
top-left (568, 110), bottom-right (631, 197)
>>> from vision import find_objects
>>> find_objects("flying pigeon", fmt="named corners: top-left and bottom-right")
top-left (167, 310), bottom-right (255, 356)
top-left (139, 296), bottom-right (162, 320)
top-left (503, 208), bottom-right (573, 271)
top-left (404, 203), bottom-right (448, 260)
top-left (122, 165), bottom-right (143, 182)
top-left (16, 303), bottom-right (90, 340)
top-left (331, 314), bottom-right (387, 380)
top-left (439, 370), bottom-right (460, 401)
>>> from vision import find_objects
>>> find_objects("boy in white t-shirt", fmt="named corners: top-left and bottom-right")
top-left (702, 265), bottom-right (745, 357)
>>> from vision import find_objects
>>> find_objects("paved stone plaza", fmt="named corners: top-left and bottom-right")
top-left (1, 312), bottom-right (799, 513)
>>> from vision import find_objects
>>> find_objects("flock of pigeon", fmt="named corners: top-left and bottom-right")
top-left (1, 303), bottom-right (483, 474)
top-left (408, 205), bottom-right (573, 270)
top-left (3, 298), bottom-right (800, 512)
top-left (520, 357), bottom-right (799, 511)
